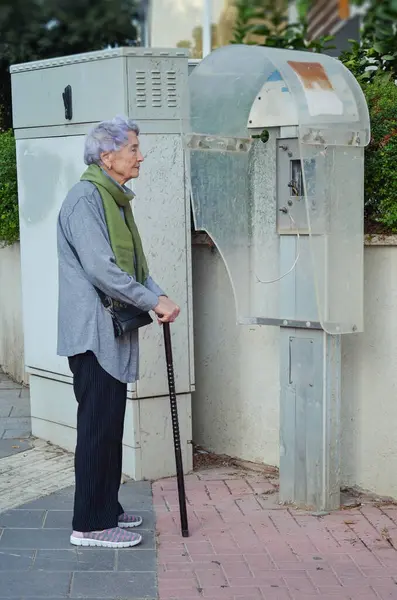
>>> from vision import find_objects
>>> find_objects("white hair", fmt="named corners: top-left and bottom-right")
top-left (84, 116), bottom-right (140, 165)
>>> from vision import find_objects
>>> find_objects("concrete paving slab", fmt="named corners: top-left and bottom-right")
top-left (0, 388), bottom-right (30, 401)
top-left (0, 571), bottom-right (72, 597)
top-left (117, 548), bottom-right (157, 572)
top-left (2, 431), bottom-right (31, 440)
top-left (0, 406), bottom-right (12, 418)
top-left (0, 418), bottom-right (31, 431)
top-left (71, 571), bottom-right (157, 599)
top-left (33, 548), bottom-right (116, 572)
top-left (0, 510), bottom-right (46, 528)
top-left (0, 375), bottom-right (31, 457)
top-left (0, 381), bottom-right (23, 390)
top-left (9, 405), bottom-right (31, 418)
top-left (0, 548), bottom-right (35, 571)
top-left (0, 439), bottom-right (33, 459)
top-left (0, 480), bottom-right (157, 600)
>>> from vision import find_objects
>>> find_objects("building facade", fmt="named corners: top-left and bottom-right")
top-left (147, 0), bottom-right (224, 56)
top-left (289, 0), bottom-right (368, 57)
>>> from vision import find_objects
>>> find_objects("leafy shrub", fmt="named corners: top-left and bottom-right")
top-left (340, 0), bottom-right (397, 83)
top-left (0, 130), bottom-right (19, 245)
top-left (340, 39), bottom-right (397, 84)
top-left (231, 0), bottom-right (335, 53)
top-left (362, 75), bottom-right (397, 231)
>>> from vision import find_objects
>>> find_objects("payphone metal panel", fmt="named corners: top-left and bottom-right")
top-left (277, 138), bottom-right (314, 235)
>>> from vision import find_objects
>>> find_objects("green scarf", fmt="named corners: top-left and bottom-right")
top-left (81, 164), bottom-right (148, 284)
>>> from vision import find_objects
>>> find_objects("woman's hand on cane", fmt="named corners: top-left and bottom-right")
top-left (154, 296), bottom-right (180, 324)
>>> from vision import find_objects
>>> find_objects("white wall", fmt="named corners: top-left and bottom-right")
top-left (342, 243), bottom-right (397, 498)
top-left (192, 245), bottom-right (280, 467)
top-left (0, 243), bottom-right (27, 384)
top-left (3, 238), bottom-right (397, 497)
top-left (192, 240), bottom-right (397, 499)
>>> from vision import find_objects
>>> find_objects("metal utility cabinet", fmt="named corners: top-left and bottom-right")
top-left (11, 48), bottom-right (194, 481)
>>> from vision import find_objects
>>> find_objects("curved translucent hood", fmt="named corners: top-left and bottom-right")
top-left (187, 44), bottom-right (369, 142)
top-left (185, 45), bottom-right (370, 334)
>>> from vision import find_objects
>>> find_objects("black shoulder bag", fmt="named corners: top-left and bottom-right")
top-left (95, 288), bottom-right (153, 337)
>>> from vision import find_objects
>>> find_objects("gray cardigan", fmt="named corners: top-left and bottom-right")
top-left (57, 180), bottom-right (165, 383)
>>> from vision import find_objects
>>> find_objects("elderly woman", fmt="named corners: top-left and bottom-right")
top-left (57, 116), bottom-right (180, 548)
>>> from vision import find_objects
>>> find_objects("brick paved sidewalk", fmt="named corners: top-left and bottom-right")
top-left (154, 467), bottom-right (397, 600)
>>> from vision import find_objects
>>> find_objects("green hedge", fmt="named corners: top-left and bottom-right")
top-left (362, 75), bottom-right (397, 232)
top-left (0, 130), bottom-right (18, 245)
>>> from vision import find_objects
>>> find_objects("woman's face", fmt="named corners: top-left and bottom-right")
top-left (101, 131), bottom-right (143, 185)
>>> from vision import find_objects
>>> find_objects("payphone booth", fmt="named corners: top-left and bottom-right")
top-left (185, 45), bottom-right (370, 510)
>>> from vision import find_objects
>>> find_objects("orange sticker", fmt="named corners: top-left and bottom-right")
top-left (288, 61), bottom-right (334, 92)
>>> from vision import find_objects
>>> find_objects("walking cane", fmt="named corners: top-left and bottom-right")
top-left (163, 322), bottom-right (189, 537)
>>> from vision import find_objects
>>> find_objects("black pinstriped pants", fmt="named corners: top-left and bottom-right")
top-left (68, 351), bottom-right (127, 532)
